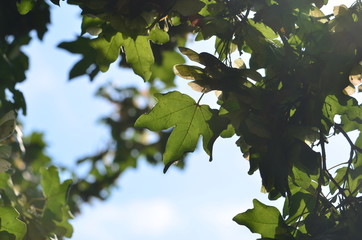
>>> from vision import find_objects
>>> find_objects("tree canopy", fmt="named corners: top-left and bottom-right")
top-left (1, 0), bottom-right (362, 239)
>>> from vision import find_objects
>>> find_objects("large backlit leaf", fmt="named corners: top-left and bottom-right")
top-left (123, 35), bottom-right (154, 81)
top-left (0, 206), bottom-right (26, 240)
top-left (90, 33), bottom-right (124, 72)
top-left (135, 91), bottom-right (218, 172)
top-left (233, 199), bottom-right (292, 239)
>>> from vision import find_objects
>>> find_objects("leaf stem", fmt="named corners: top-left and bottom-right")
top-left (196, 92), bottom-right (206, 105)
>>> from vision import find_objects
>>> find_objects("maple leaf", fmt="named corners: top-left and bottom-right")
top-left (135, 91), bottom-right (224, 172)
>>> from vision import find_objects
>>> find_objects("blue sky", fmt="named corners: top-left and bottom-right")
top-left (18, 1), bottom-right (357, 239)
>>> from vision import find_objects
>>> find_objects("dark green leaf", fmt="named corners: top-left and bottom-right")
top-left (0, 145), bottom-right (11, 159)
top-left (50, 0), bottom-right (60, 6)
top-left (172, 0), bottom-right (205, 16)
top-left (284, 191), bottom-right (315, 225)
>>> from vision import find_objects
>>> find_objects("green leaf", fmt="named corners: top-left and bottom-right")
top-left (135, 91), bottom-right (217, 172)
top-left (249, 19), bottom-right (278, 40)
top-left (220, 123), bottom-right (235, 138)
top-left (149, 25), bottom-right (169, 45)
top-left (40, 166), bottom-right (72, 220)
top-left (284, 191), bottom-right (315, 225)
top-left (151, 51), bottom-right (185, 86)
top-left (0, 206), bottom-right (27, 240)
top-left (201, 18), bottom-right (231, 40)
top-left (354, 133), bottom-right (362, 168)
top-left (90, 33), bottom-right (124, 72)
top-left (40, 166), bottom-right (73, 237)
top-left (292, 166), bottom-right (311, 189)
top-left (52, 206), bottom-right (74, 238)
top-left (123, 35), bottom-right (154, 81)
top-left (233, 199), bottom-right (292, 239)
top-left (348, 166), bottom-right (362, 195)
top-left (199, 0), bottom-right (224, 16)
top-left (16, 0), bottom-right (35, 15)
top-left (81, 15), bottom-right (104, 36)
top-left (340, 106), bottom-right (362, 132)
top-left (321, 95), bottom-right (356, 133)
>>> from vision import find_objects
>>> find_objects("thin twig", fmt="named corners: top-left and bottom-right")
top-left (327, 161), bottom-right (349, 171)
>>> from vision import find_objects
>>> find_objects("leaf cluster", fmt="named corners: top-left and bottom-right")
top-left (0, 132), bottom-right (73, 240)
top-left (0, 0), bottom-right (50, 113)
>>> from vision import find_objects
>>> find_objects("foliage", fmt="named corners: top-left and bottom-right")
top-left (0, 131), bottom-right (73, 239)
top-left (1, 0), bottom-right (362, 239)
top-left (0, 0), bottom-right (50, 114)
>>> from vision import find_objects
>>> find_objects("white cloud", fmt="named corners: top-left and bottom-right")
top-left (120, 198), bottom-right (181, 236)
top-left (71, 198), bottom-right (182, 240)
